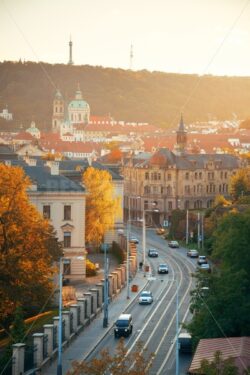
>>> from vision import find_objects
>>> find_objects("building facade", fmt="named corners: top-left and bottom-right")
top-left (122, 146), bottom-right (241, 227)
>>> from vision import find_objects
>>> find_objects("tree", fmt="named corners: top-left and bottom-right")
top-left (197, 351), bottom-right (239, 375)
top-left (187, 209), bottom-right (250, 346)
top-left (0, 164), bottom-right (62, 331)
top-left (66, 338), bottom-right (154, 375)
top-left (82, 167), bottom-right (121, 246)
top-left (229, 169), bottom-right (250, 201)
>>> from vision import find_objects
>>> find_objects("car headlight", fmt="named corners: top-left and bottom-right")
top-left (125, 328), bottom-right (128, 332)
top-left (115, 328), bottom-right (118, 332)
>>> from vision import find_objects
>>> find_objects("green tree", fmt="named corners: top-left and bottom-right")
top-left (82, 167), bottom-right (121, 246)
top-left (66, 338), bottom-right (154, 375)
top-left (187, 209), bottom-right (250, 346)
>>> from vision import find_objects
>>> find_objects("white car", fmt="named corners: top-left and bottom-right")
top-left (129, 237), bottom-right (139, 244)
top-left (139, 291), bottom-right (153, 304)
top-left (158, 264), bottom-right (169, 274)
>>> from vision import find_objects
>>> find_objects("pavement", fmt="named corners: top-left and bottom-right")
top-left (43, 268), bottom-right (149, 375)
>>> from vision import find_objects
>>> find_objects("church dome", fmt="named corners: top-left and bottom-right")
top-left (68, 99), bottom-right (90, 109)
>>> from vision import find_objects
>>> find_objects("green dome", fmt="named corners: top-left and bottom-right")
top-left (68, 99), bottom-right (89, 109)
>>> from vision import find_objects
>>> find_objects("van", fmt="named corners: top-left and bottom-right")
top-left (178, 332), bottom-right (192, 353)
top-left (114, 314), bottom-right (133, 338)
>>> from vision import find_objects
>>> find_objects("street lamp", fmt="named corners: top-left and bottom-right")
top-left (57, 255), bottom-right (84, 375)
top-left (102, 243), bottom-right (109, 327)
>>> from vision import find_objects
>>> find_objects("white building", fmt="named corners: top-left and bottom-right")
top-left (0, 107), bottom-right (13, 121)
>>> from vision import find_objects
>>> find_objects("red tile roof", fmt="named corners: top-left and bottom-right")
top-left (189, 337), bottom-right (250, 374)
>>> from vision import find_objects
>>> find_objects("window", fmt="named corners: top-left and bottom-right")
top-left (153, 186), bottom-right (158, 194)
top-left (64, 232), bottom-right (71, 247)
top-left (145, 172), bottom-right (149, 180)
top-left (63, 258), bottom-right (71, 275)
top-left (78, 113), bottom-right (81, 121)
top-left (144, 185), bottom-right (150, 194)
top-left (144, 201), bottom-right (149, 210)
top-left (168, 201), bottom-right (172, 210)
top-left (195, 172), bottom-right (198, 180)
top-left (43, 205), bottom-right (51, 219)
top-left (185, 185), bottom-right (190, 194)
top-left (167, 173), bottom-right (171, 181)
top-left (225, 172), bottom-right (227, 178)
top-left (64, 205), bottom-right (71, 220)
top-left (199, 172), bottom-right (202, 179)
top-left (55, 107), bottom-right (58, 113)
top-left (184, 200), bottom-right (189, 209)
top-left (185, 172), bottom-right (189, 180)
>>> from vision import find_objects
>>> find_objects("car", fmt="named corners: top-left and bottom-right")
top-left (156, 228), bottom-right (165, 235)
top-left (199, 263), bottom-right (211, 273)
top-left (187, 249), bottom-right (199, 258)
top-left (168, 240), bottom-right (179, 248)
top-left (158, 264), bottom-right (169, 274)
top-left (178, 332), bottom-right (192, 353)
top-left (129, 237), bottom-right (139, 244)
top-left (138, 291), bottom-right (153, 304)
top-left (197, 255), bottom-right (207, 265)
top-left (148, 248), bottom-right (159, 257)
top-left (114, 314), bottom-right (133, 338)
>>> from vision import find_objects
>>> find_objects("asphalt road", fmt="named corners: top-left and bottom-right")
top-left (87, 227), bottom-right (198, 375)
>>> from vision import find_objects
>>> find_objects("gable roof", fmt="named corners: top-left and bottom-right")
top-left (189, 337), bottom-right (250, 374)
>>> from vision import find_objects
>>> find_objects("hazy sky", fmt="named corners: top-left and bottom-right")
top-left (1, 0), bottom-right (250, 76)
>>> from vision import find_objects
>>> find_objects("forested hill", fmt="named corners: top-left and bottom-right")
top-left (1, 60), bottom-right (250, 131)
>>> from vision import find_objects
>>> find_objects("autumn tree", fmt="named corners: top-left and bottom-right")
top-left (82, 167), bottom-right (121, 246)
top-left (66, 338), bottom-right (154, 375)
top-left (0, 164), bottom-right (62, 331)
top-left (229, 169), bottom-right (250, 201)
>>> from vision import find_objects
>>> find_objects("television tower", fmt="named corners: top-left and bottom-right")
top-left (68, 36), bottom-right (74, 65)
top-left (129, 44), bottom-right (133, 70)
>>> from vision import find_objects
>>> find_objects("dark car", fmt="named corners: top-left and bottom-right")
top-left (114, 314), bottom-right (133, 338)
top-left (148, 248), bottom-right (159, 257)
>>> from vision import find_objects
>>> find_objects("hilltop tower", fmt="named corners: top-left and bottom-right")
top-left (129, 44), bottom-right (134, 70)
top-left (52, 89), bottom-right (64, 133)
top-left (68, 36), bottom-right (74, 65)
top-left (175, 114), bottom-right (187, 155)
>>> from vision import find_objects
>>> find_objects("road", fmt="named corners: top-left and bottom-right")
top-left (86, 227), bottom-right (198, 374)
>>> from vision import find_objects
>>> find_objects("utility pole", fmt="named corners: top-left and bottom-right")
top-left (142, 209), bottom-right (146, 267)
top-left (175, 279), bottom-right (179, 375)
top-left (126, 197), bottom-right (130, 299)
top-left (185, 209), bottom-right (189, 245)
top-left (201, 213), bottom-right (204, 250)
top-left (103, 244), bottom-right (109, 327)
top-left (57, 258), bottom-right (63, 375)
top-left (197, 212), bottom-right (201, 250)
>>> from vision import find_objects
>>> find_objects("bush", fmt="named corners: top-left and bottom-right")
top-left (86, 259), bottom-right (97, 277)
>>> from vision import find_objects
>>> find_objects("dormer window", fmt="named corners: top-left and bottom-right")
top-left (64, 205), bottom-right (71, 220)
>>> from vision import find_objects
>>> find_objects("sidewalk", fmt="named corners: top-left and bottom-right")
top-left (43, 270), bottom-right (148, 375)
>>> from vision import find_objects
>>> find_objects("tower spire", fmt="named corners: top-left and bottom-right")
top-left (68, 36), bottom-right (73, 65)
top-left (129, 44), bottom-right (133, 70)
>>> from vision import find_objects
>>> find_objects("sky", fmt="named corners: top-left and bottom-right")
top-left (1, 0), bottom-right (250, 77)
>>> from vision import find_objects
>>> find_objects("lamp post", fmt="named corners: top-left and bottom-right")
top-left (57, 255), bottom-right (84, 375)
top-left (175, 278), bottom-right (179, 375)
top-left (57, 257), bottom-right (63, 375)
top-left (102, 243), bottom-right (109, 327)
top-left (126, 196), bottom-right (131, 299)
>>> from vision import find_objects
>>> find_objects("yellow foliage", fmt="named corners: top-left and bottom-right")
top-left (83, 167), bottom-right (122, 245)
top-left (0, 164), bottom-right (58, 326)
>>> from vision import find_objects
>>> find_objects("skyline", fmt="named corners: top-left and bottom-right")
top-left (1, 0), bottom-right (250, 77)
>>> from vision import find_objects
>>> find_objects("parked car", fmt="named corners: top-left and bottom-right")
top-left (158, 264), bottom-right (169, 274)
top-left (168, 240), bottom-right (179, 248)
top-left (114, 314), bottom-right (133, 338)
top-left (138, 291), bottom-right (153, 304)
top-left (187, 249), bottom-right (199, 258)
top-left (178, 332), bottom-right (192, 353)
top-left (199, 263), bottom-right (211, 273)
top-left (129, 237), bottom-right (139, 244)
top-left (148, 248), bottom-right (159, 257)
top-left (197, 255), bottom-right (207, 265)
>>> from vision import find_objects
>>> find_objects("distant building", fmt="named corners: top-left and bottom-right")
top-left (0, 107), bottom-right (13, 121)
top-left (122, 118), bottom-right (242, 226)
top-left (26, 121), bottom-right (41, 139)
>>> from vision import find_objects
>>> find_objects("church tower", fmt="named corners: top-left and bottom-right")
top-left (68, 37), bottom-right (73, 65)
top-left (175, 114), bottom-right (187, 155)
top-left (52, 89), bottom-right (64, 133)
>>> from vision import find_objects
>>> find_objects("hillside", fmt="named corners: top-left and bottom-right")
top-left (1, 61), bottom-right (250, 131)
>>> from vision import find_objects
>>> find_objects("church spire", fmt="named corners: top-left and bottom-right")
top-left (175, 114), bottom-right (187, 155)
